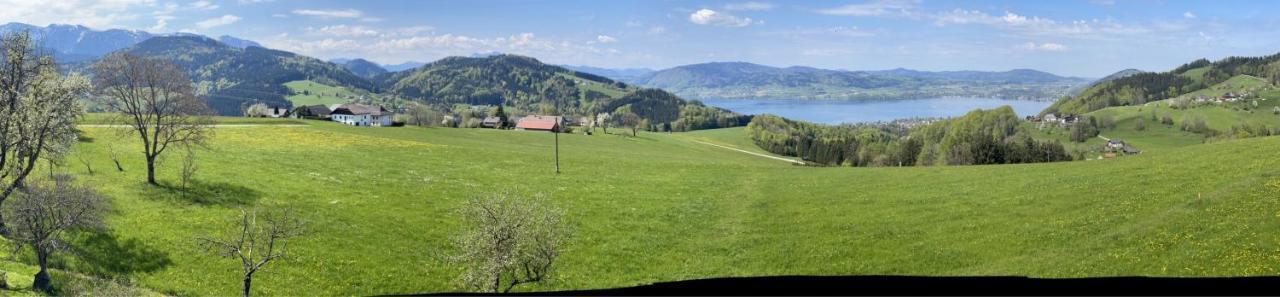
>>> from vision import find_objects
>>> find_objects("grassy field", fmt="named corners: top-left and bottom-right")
top-left (78, 113), bottom-right (307, 125)
top-left (283, 80), bottom-right (358, 106)
top-left (9, 116), bottom-right (1280, 295)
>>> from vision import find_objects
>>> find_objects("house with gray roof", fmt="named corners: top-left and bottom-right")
top-left (330, 104), bottom-right (394, 126)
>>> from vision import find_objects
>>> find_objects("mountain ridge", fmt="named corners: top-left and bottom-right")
top-left (628, 61), bottom-right (1090, 101)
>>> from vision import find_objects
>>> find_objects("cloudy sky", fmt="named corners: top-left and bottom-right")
top-left (4, 0), bottom-right (1280, 77)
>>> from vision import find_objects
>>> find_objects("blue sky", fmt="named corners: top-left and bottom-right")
top-left (4, 0), bottom-right (1280, 77)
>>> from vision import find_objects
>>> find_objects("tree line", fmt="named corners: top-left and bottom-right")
top-left (747, 107), bottom-right (1071, 167)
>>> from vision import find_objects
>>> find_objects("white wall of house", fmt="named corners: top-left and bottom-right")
top-left (331, 114), bottom-right (394, 126)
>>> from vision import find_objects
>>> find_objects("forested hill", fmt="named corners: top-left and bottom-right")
top-left (341, 58), bottom-right (389, 79)
top-left (379, 54), bottom-right (750, 131)
top-left (110, 36), bottom-right (374, 115)
top-left (629, 62), bottom-right (1090, 101)
top-left (1065, 68), bottom-right (1144, 97)
top-left (1044, 53), bottom-right (1280, 115)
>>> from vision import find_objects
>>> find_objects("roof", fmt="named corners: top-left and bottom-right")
top-left (482, 116), bottom-right (502, 123)
top-left (330, 103), bottom-right (390, 116)
top-left (304, 105), bottom-right (332, 116)
top-left (516, 115), bottom-right (561, 130)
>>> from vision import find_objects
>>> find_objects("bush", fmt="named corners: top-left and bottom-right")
top-left (1134, 118), bottom-right (1146, 131)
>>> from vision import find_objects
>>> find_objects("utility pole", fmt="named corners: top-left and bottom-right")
top-left (554, 100), bottom-right (562, 174)
top-left (554, 120), bottom-right (560, 174)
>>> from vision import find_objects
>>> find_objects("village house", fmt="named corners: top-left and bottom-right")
top-left (481, 116), bottom-right (504, 128)
top-left (515, 115), bottom-right (563, 132)
top-left (330, 103), bottom-right (394, 127)
top-left (266, 107), bottom-right (290, 118)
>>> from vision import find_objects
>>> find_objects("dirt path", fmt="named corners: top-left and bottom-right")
top-left (693, 141), bottom-right (806, 165)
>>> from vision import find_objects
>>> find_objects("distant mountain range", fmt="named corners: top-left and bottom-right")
top-left (0, 22), bottom-right (260, 63)
top-left (559, 65), bottom-right (655, 81)
top-left (339, 58), bottom-right (389, 79)
top-left (585, 62), bottom-right (1094, 101)
top-left (382, 61), bottom-right (425, 72)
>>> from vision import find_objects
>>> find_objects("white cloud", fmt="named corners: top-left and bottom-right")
top-left (801, 48), bottom-right (855, 56)
top-left (307, 25), bottom-right (379, 37)
top-left (724, 2), bottom-right (774, 11)
top-left (689, 9), bottom-right (761, 27)
top-left (933, 9), bottom-right (1149, 38)
top-left (596, 35), bottom-right (617, 43)
top-left (189, 0), bottom-right (218, 10)
top-left (1018, 42), bottom-right (1067, 51)
top-left (292, 8), bottom-right (363, 18)
top-left (0, 0), bottom-right (151, 29)
top-left (149, 15), bottom-right (176, 31)
top-left (786, 26), bottom-right (876, 37)
top-left (816, 0), bottom-right (919, 17)
top-left (261, 30), bottom-right (624, 68)
top-left (196, 14), bottom-right (240, 29)
top-left (271, 13), bottom-right (288, 18)
top-left (1183, 11), bottom-right (1197, 19)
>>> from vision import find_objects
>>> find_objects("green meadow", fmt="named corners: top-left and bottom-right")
top-left (3, 117), bottom-right (1280, 295)
top-left (283, 80), bottom-right (359, 106)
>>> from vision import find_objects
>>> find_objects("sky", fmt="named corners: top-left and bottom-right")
top-left (4, 0), bottom-right (1280, 77)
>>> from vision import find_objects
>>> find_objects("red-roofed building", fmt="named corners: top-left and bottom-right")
top-left (515, 115), bottom-right (562, 132)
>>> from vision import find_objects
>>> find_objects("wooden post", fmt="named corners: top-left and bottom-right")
top-left (555, 127), bottom-right (560, 174)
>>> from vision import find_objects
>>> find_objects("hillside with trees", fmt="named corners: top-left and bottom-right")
top-left (1045, 52), bottom-right (1280, 115)
top-left (341, 58), bottom-right (389, 79)
top-left (107, 36), bottom-right (374, 115)
top-left (379, 54), bottom-right (749, 131)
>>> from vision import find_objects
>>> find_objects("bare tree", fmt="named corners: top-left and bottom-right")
top-left (105, 142), bottom-right (125, 172)
top-left (3, 175), bottom-right (107, 292)
top-left (617, 113), bottom-right (642, 137)
top-left (180, 147), bottom-right (197, 195)
top-left (93, 53), bottom-right (213, 185)
top-left (0, 30), bottom-right (90, 225)
top-left (76, 153), bottom-right (94, 175)
top-left (451, 192), bottom-right (570, 293)
top-left (199, 207), bottom-right (305, 297)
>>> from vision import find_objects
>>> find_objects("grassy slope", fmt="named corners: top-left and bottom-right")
top-left (48, 118), bottom-right (1280, 295)
top-left (557, 73), bottom-right (627, 98)
top-left (283, 80), bottom-right (357, 106)
top-left (1031, 75), bottom-right (1280, 156)
top-left (1173, 75), bottom-right (1271, 100)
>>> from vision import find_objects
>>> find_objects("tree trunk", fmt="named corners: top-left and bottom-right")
top-left (33, 251), bottom-right (50, 292)
top-left (242, 274), bottom-right (253, 297)
top-left (146, 155), bottom-right (157, 185)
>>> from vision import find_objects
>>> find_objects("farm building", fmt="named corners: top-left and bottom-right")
top-left (330, 103), bottom-right (394, 127)
top-left (293, 105), bottom-right (333, 119)
top-left (481, 116), bottom-right (504, 128)
top-left (266, 107), bottom-right (290, 118)
top-left (515, 115), bottom-right (563, 132)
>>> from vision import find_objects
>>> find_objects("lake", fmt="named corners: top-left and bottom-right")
top-left (701, 97), bottom-right (1054, 124)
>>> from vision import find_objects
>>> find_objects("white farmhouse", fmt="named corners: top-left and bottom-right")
top-left (330, 104), bottom-right (394, 127)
